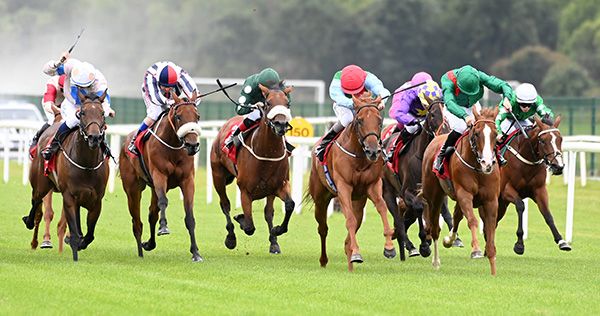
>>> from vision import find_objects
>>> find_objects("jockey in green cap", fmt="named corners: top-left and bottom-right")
top-left (223, 68), bottom-right (292, 152)
top-left (496, 83), bottom-right (554, 142)
top-left (433, 65), bottom-right (515, 173)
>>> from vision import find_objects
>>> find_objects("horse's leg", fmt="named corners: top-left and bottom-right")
top-left (382, 182), bottom-right (401, 260)
top-left (79, 201), bottom-right (102, 250)
top-left (31, 208), bottom-right (43, 249)
top-left (367, 179), bottom-right (396, 260)
top-left (455, 189), bottom-right (482, 259)
top-left (480, 199), bottom-right (499, 276)
top-left (41, 193), bottom-right (54, 249)
top-left (443, 204), bottom-right (461, 248)
top-left (406, 191), bottom-right (430, 257)
top-left (272, 181), bottom-right (295, 237)
top-left (440, 199), bottom-right (463, 247)
top-left (142, 191), bottom-right (159, 251)
top-left (23, 194), bottom-right (45, 230)
top-left (532, 186), bottom-right (571, 251)
top-left (124, 184), bottom-right (144, 257)
top-left (236, 190), bottom-right (256, 236)
top-left (62, 193), bottom-right (80, 261)
top-left (500, 185), bottom-right (526, 255)
top-left (425, 196), bottom-right (443, 270)
top-left (213, 168), bottom-right (236, 250)
top-left (152, 174), bottom-right (170, 236)
top-left (57, 208), bottom-right (67, 254)
top-left (181, 176), bottom-right (203, 262)
top-left (345, 198), bottom-right (367, 271)
top-left (314, 191), bottom-right (331, 268)
top-left (335, 181), bottom-right (361, 271)
top-left (264, 195), bottom-right (280, 254)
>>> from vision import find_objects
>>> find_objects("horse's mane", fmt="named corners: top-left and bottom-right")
top-left (479, 106), bottom-right (498, 119)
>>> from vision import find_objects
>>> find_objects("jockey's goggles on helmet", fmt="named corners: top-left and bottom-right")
top-left (518, 102), bottom-right (533, 109)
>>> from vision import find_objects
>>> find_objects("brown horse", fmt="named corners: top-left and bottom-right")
top-left (307, 92), bottom-right (395, 272)
top-left (497, 115), bottom-right (569, 254)
top-left (420, 107), bottom-right (501, 275)
top-left (211, 84), bottom-right (295, 254)
top-left (382, 99), bottom-right (452, 259)
top-left (23, 90), bottom-right (110, 261)
top-left (120, 92), bottom-right (203, 262)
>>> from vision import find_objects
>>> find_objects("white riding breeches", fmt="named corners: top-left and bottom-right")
top-left (142, 90), bottom-right (168, 120)
top-left (444, 101), bottom-right (481, 134)
top-left (333, 103), bottom-right (354, 127)
top-left (500, 118), bottom-right (533, 135)
top-left (405, 123), bottom-right (420, 134)
top-left (245, 108), bottom-right (262, 121)
top-left (60, 98), bottom-right (80, 129)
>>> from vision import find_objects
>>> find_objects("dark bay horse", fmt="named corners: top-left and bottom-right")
top-left (382, 99), bottom-right (452, 259)
top-left (307, 93), bottom-right (395, 272)
top-left (23, 90), bottom-right (110, 261)
top-left (119, 92), bottom-right (203, 262)
top-left (211, 84), bottom-right (295, 254)
top-left (420, 107), bottom-right (501, 275)
top-left (497, 115), bottom-right (569, 254)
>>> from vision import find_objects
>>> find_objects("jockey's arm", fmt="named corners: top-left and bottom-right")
top-left (93, 72), bottom-right (114, 117)
top-left (328, 75), bottom-right (353, 108)
top-left (535, 96), bottom-right (554, 119)
top-left (495, 105), bottom-right (510, 134)
top-left (177, 69), bottom-right (201, 106)
top-left (479, 70), bottom-right (515, 101)
top-left (364, 72), bottom-right (391, 101)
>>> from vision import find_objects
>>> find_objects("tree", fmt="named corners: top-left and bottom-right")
top-left (541, 61), bottom-right (595, 96)
top-left (490, 46), bottom-right (568, 87)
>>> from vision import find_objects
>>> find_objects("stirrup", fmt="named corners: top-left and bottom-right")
top-left (128, 140), bottom-right (139, 156)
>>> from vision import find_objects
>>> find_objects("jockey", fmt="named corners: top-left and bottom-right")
top-left (496, 83), bottom-right (554, 142)
top-left (30, 74), bottom-right (66, 148)
top-left (128, 61), bottom-right (200, 156)
top-left (41, 52), bottom-right (115, 160)
top-left (222, 68), bottom-right (289, 152)
top-left (388, 72), bottom-right (442, 158)
top-left (433, 65), bottom-right (515, 173)
top-left (314, 64), bottom-right (390, 162)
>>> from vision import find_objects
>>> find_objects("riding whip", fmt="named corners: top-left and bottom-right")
top-left (199, 83), bottom-right (237, 98)
top-left (505, 98), bottom-right (529, 139)
top-left (381, 81), bottom-right (428, 102)
top-left (59, 27), bottom-right (85, 64)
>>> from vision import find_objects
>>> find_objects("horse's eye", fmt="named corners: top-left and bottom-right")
top-left (80, 111), bottom-right (85, 116)
top-left (175, 115), bottom-right (181, 121)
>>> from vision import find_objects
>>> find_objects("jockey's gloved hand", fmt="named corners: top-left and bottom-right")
top-left (541, 114), bottom-right (553, 125)
top-left (496, 133), bottom-right (506, 144)
top-left (465, 116), bottom-right (475, 126)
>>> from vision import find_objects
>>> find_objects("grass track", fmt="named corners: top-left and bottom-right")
top-left (1, 163), bottom-right (599, 315)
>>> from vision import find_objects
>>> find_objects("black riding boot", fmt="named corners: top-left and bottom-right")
top-left (225, 117), bottom-right (258, 149)
top-left (315, 122), bottom-right (343, 162)
top-left (41, 123), bottom-right (70, 161)
top-left (387, 128), bottom-right (413, 160)
top-left (433, 130), bottom-right (462, 173)
top-left (31, 123), bottom-right (51, 147)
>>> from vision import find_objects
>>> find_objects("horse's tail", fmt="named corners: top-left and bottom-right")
top-left (302, 190), bottom-right (315, 212)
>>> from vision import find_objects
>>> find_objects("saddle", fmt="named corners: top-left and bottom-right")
top-left (126, 129), bottom-right (152, 160)
top-left (495, 129), bottom-right (520, 158)
top-left (222, 123), bottom-right (260, 164)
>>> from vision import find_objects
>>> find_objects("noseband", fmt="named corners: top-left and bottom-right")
top-left (468, 119), bottom-right (496, 167)
top-left (77, 104), bottom-right (106, 142)
top-left (537, 128), bottom-right (563, 166)
top-left (354, 104), bottom-right (382, 152)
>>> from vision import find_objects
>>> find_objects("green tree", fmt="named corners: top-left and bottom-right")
top-left (490, 46), bottom-right (568, 87)
top-left (541, 61), bottom-right (595, 96)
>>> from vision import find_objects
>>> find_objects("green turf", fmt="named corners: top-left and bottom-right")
top-left (1, 163), bottom-right (599, 315)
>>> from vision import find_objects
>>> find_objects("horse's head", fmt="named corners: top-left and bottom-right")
top-left (533, 115), bottom-right (564, 175)
top-left (352, 92), bottom-right (383, 162)
top-left (258, 83), bottom-right (293, 136)
top-left (422, 95), bottom-right (448, 136)
top-left (171, 91), bottom-right (201, 156)
top-left (469, 106), bottom-right (498, 174)
top-left (77, 89), bottom-right (107, 149)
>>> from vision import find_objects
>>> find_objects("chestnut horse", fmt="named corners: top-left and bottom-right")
top-left (22, 90), bottom-right (110, 261)
top-left (382, 99), bottom-right (451, 259)
top-left (120, 92), bottom-right (202, 262)
top-left (420, 107), bottom-right (501, 275)
top-left (307, 93), bottom-right (395, 272)
top-left (211, 84), bottom-right (295, 254)
top-left (497, 115), bottom-right (569, 254)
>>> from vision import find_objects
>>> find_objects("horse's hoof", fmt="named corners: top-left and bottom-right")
top-left (432, 261), bottom-right (441, 270)
top-left (233, 214), bottom-right (245, 225)
top-left (243, 227), bottom-right (255, 236)
top-left (64, 236), bottom-right (70, 245)
top-left (471, 250), bottom-right (484, 259)
top-left (513, 243), bottom-right (525, 255)
top-left (453, 238), bottom-right (464, 248)
top-left (419, 244), bottom-right (431, 258)
top-left (269, 244), bottom-right (281, 254)
top-left (442, 236), bottom-right (454, 248)
top-left (558, 240), bottom-right (572, 251)
top-left (383, 247), bottom-right (396, 259)
top-left (271, 225), bottom-right (288, 236)
top-left (191, 254), bottom-right (204, 262)
top-left (142, 241), bottom-right (156, 251)
top-left (409, 248), bottom-right (420, 257)
top-left (350, 253), bottom-right (363, 263)
top-left (22, 216), bottom-right (34, 230)
top-left (40, 240), bottom-right (53, 249)
top-left (224, 235), bottom-right (237, 249)
top-left (157, 227), bottom-right (170, 236)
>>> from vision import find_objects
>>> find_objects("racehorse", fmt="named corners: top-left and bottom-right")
top-left (210, 83), bottom-right (295, 254)
top-left (120, 92), bottom-right (203, 262)
top-left (22, 90), bottom-right (110, 261)
top-left (382, 98), bottom-right (454, 259)
top-left (496, 115), bottom-right (569, 254)
top-left (307, 92), bottom-right (395, 272)
top-left (419, 107), bottom-right (501, 275)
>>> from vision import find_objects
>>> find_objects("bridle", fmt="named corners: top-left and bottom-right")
top-left (353, 104), bottom-right (382, 154)
top-left (77, 102), bottom-right (106, 142)
top-left (509, 124), bottom-right (563, 166)
top-left (454, 119), bottom-right (496, 172)
top-left (260, 93), bottom-right (293, 134)
top-left (423, 100), bottom-right (447, 137)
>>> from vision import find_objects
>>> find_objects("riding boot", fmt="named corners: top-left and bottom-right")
top-left (225, 117), bottom-right (259, 149)
top-left (315, 122), bottom-right (344, 162)
top-left (128, 122), bottom-right (150, 156)
top-left (387, 128), bottom-right (412, 160)
top-left (41, 123), bottom-right (70, 161)
top-left (497, 152), bottom-right (508, 167)
top-left (30, 123), bottom-right (50, 147)
top-left (433, 130), bottom-right (462, 173)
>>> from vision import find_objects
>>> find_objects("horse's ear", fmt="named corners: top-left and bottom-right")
top-left (191, 90), bottom-right (198, 103)
top-left (77, 88), bottom-right (86, 103)
top-left (533, 115), bottom-right (543, 127)
top-left (258, 83), bottom-right (270, 97)
top-left (172, 91), bottom-right (181, 104)
top-left (373, 95), bottom-right (382, 105)
top-left (99, 89), bottom-right (108, 103)
top-left (472, 104), bottom-right (481, 120)
top-left (553, 115), bottom-right (561, 128)
top-left (283, 85), bottom-right (294, 95)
